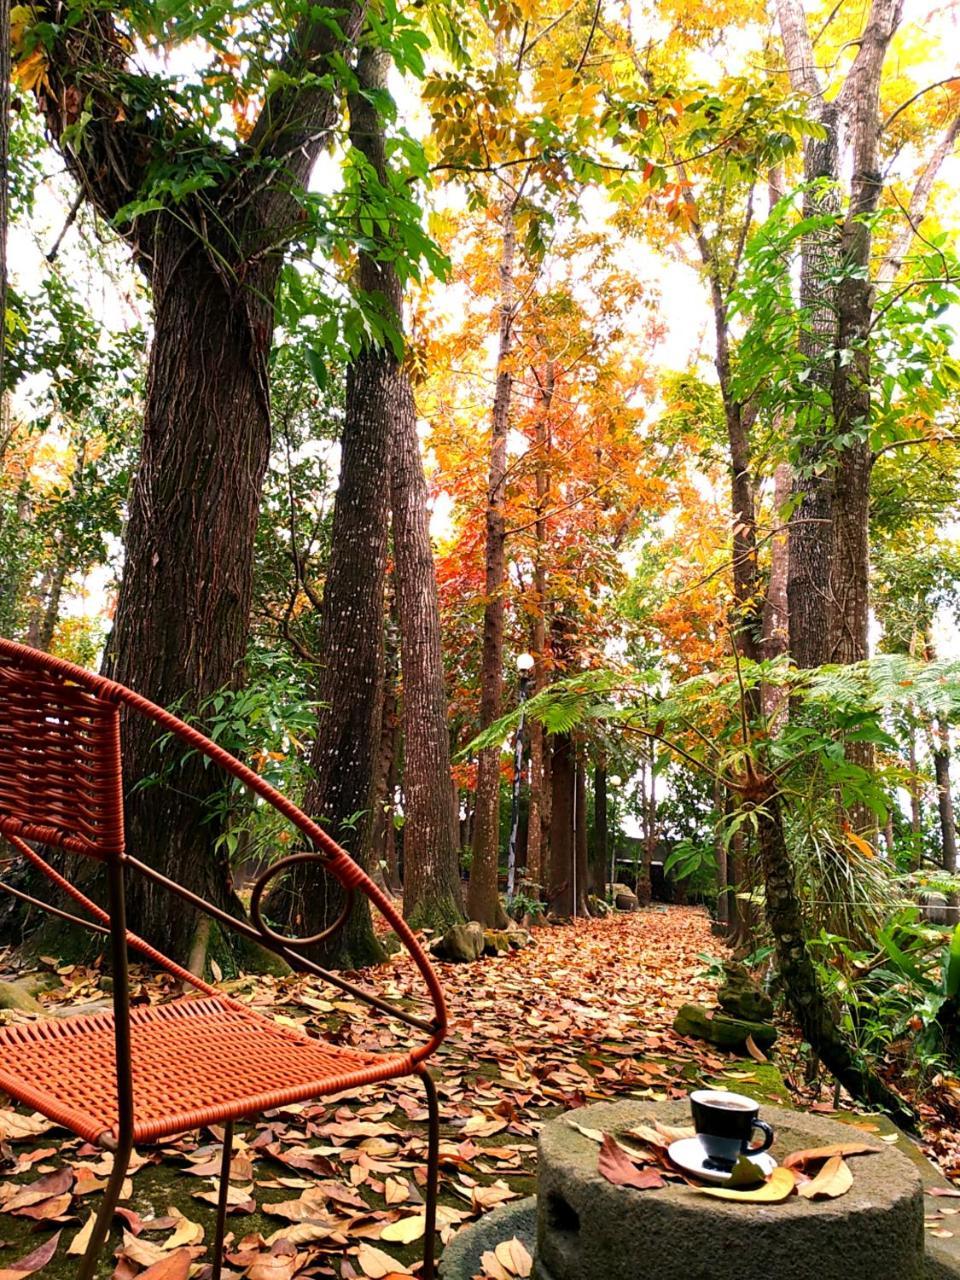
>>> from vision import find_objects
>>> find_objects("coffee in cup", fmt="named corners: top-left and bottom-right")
top-left (689, 1089), bottom-right (774, 1170)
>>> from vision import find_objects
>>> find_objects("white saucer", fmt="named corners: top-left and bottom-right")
top-left (667, 1137), bottom-right (777, 1185)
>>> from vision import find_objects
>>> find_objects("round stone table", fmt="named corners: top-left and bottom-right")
top-left (440, 1099), bottom-right (960, 1280)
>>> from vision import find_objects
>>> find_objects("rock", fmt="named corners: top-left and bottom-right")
top-left (506, 925), bottom-right (535, 949)
top-left (431, 921), bottom-right (485, 963)
top-left (673, 1002), bottom-right (777, 1051)
top-left (718, 962), bottom-right (774, 1022)
top-left (535, 1098), bottom-right (926, 1280)
top-left (919, 891), bottom-right (960, 926)
top-left (0, 980), bottom-right (42, 1013)
top-left (484, 929), bottom-right (512, 956)
top-left (588, 895), bottom-right (612, 916)
top-left (610, 883), bottom-right (638, 912)
top-left (440, 1197), bottom-right (537, 1280)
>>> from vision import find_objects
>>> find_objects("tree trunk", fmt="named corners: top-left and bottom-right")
top-left (787, 109), bottom-right (841, 670)
top-left (368, 605), bottom-right (399, 893)
top-left (467, 194), bottom-right (516, 929)
top-left (593, 763), bottom-right (608, 898)
top-left (908, 719), bottom-right (923, 868)
top-left (392, 371), bottom-right (465, 931)
top-left (25, 0), bottom-right (366, 965)
top-left (0, 0), bottom-right (8, 397)
top-left (524, 359), bottom-right (553, 898)
top-left (104, 232), bottom-right (278, 963)
top-left (548, 731), bottom-right (575, 916)
top-left (754, 783), bottom-right (915, 1127)
top-left (279, 46), bottom-right (422, 967)
top-left (933, 721), bottom-right (958, 875)
top-left (713, 779), bottom-right (729, 926)
top-left (762, 461), bottom-right (791, 722)
top-left (574, 747), bottom-right (590, 915)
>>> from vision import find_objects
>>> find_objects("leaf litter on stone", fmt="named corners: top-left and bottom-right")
top-left (597, 1134), bottom-right (665, 1189)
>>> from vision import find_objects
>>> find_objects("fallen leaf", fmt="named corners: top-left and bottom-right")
top-left (3, 1167), bottom-right (74, 1211)
top-left (163, 1206), bottom-right (204, 1249)
top-left (699, 1167), bottom-right (796, 1203)
top-left (929, 1188), bottom-right (960, 1198)
top-left (745, 1035), bottom-right (768, 1064)
top-left (0, 1231), bottom-right (62, 1279)
top-left (356, 1243), bottom-right (412, 1277)
top-left (783, 1142), bottom-right (880, 1172)
top-left (135, 1252), bottom-right (193, 1280)
top-left (379, 1214), bottom-right (425, 1244)
top-left (479, 1250), bottom-right (511, 1280)
top-left (598, 1134), bottom-right (665, 1190)
top-left (495, 1237), bottom-right (533, 1276)
top-left (0, 1112), bottom-right (55, 1143)
top-left (798, 1155), bottom-right (853, 1200)
top-left (564, 1120), bottom-right (604, 1144)
top-left (68, 1213), bottom-right (96, 1256)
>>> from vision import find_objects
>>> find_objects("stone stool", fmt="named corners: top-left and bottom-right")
top-left (441, 1099), bottom-right (960, 1280)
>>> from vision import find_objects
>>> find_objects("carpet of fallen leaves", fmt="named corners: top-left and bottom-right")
top-left (0, 905), bottom-right (952, 1279)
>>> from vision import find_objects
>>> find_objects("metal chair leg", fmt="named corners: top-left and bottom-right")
top-left (211, 1119), bottom-right (235, 1280)
top-left (76, 1138), bottom-right (133, 1280)
top-left (418, 1067), bottom-right (441, 1280)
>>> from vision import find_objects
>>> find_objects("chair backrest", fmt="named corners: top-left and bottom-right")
top-left (0, 639), bottom-right (125, 858)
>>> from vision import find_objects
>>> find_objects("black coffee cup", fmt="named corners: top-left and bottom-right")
top-left (690, 1089), bottom-right (774, 1169)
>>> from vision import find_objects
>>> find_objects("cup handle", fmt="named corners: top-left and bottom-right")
top-left (746, 1119), bottom-right (774, 1154)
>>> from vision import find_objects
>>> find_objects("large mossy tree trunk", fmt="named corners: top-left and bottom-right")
top-left (20, 1), bottom-right (365, 965)
top-left (104, 232), bottom-right (278, 959)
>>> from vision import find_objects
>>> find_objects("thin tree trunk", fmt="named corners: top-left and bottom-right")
top-left (574, 747), bottom-right (590, 915)
top-left (525, 358), bottom-right (553, 898)
top-left (548, 731), bottom-right (575, 916)
top-left (713, 778), bottom-right (729, 926)
top-left (908, 718), bottom-right (923, 868)
top-left (762, 461), bottom-right (792, 721)
top-left (0, 0), bottom-right (8, 398)
top-left (933, 721), bottom-right (957, 875)
top-left (279, 47), bottom-right (412, 968)
top-left (368, 604), bottom-right (399, 893)
top-left (467, 193), bottom-right (516, 929)
top-left (393, 376), bottom-right (465, 930)
top-left (594, 763), bottom-right (608, 898)
top-left (37, 558), bottom-right (68, 651)
top-left (754, 784), bottom-right (915, 1127)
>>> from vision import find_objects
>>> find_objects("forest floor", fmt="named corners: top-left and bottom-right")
top-left (0, 906), bottom-right (957, 1278)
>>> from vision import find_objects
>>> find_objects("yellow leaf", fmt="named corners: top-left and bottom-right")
top-left (379, 1215), bottom-right (426, 1244)
top-left (494, 1237), bottom-right (534, 1277)
top-left (356, 1244), bottom-right (412, 1278)
top-left (13, 48), bottom-right (48, 94)
top-left (67, 1214), bottom-right (96, 1257)
top-left (698, 1167), bottom-right (796, 1203)
top-left (798, 1155), bottom-right (854, 1200)
top-left (846, 829), bottom-right (876, 858)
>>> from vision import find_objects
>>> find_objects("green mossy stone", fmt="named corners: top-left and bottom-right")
top-left (0, 980), bottom-right (42, 1013)
top-left (673, 1001), bottom-right (777, 1051)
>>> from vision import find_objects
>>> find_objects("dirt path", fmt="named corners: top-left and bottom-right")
top-left (0, 908), bottom-right (780, 1278)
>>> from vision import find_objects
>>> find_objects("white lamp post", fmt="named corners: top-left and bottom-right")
top-left (607, 775), bottom-right (622, 896)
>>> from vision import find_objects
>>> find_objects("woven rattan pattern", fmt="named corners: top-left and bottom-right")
top-left (0, 656), bottom-right (124, 857)
top-left (0, 996), bottom-right (409, 1144)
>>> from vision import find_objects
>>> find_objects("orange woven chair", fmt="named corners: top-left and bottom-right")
top-left (0, 637), bottom-right (447, 1280)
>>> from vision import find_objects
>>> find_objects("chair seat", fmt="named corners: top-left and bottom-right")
top-left (0, 996), bottom-right (410, 1144)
